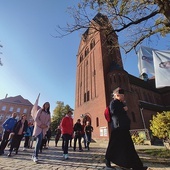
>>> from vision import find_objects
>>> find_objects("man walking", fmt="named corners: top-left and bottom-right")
top-left (85, 121), bottom-right (93, 150)
top-left (0, 112), bottom-right (17, 155)
top-left (73, 119), bottom-right (83, 152)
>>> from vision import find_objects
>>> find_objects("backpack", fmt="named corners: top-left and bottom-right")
top-left (104, 106), bottom-right (111, 123)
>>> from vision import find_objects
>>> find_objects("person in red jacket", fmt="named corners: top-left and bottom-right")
top-left (60, 110), bottom-right (73, 160)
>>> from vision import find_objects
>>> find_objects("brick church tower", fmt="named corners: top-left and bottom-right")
top-left (74, 13), bottom-right (126, 140)
top-left (74, 13), bottom-right (170, 141)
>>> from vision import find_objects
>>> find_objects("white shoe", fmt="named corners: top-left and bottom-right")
top-left (32, 156), bottom-right (38, 162)
top-left (23, 147), bottom-right (26, 151)
top-left (64, 154), bottom-right (69, 159)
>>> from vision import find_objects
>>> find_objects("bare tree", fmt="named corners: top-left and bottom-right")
top-left (56, 0), bottom-right (170, 53)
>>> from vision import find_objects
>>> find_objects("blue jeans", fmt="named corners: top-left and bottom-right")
top-left (34, 132), bottom-right (43, 157)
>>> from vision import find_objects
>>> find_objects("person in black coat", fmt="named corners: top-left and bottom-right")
top-left (105, 87), bottom-right (148, 170)
top-left (55, 126), bottom-right (61, 147)
top-left (7, 114), bottom-right (28, 157)
top-left (73, 119), bottom-right (83, 151)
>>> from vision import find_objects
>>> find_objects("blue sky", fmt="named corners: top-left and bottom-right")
top-left (0, 1), bottom-right (169, 113)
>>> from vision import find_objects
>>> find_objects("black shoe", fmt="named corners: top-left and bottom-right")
top-left (0, 150), bottom-right (4, 155)
top-left (15, 150), bottom-right (18, 155)
top-left (7, 153), bottom-right (11, 157)
top-left (105, 159), bottom-right (111, 168)
top-left (133, 166), bottom-right (148, 170)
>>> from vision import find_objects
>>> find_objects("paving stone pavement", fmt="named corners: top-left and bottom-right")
top-left (0, 140), bottom-right (169, 170)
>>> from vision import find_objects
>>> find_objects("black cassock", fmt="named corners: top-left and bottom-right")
top-left (105, 99), bottom-right (144, 170)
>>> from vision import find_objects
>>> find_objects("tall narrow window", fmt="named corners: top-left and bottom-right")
top-left (90, 39), bottom-right (95, 50)
top-left (96, 117), bottom-right (99, 127)
top-left (85, 47), bottom-right (89, 57)
top-left (87, 91), bottom-right (90, 101)
top-left (9, 107), bottom-right (14, 112)
top-left (2, 106), bottom-right (6, 111)
top-left (84, 93), bottom-right (86, 102)
top-left (23, 109), bottom-right (27, 113)
top-left (17, 108), bottom-right (21, 113)
top-left (80, 54), bottom-right (83, 63)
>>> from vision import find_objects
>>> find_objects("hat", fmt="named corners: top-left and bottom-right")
top-left (113, 87), bottom-right (124, 95)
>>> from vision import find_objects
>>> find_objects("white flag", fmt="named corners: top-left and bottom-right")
top-left (31, 93), bottom-right (40, 120)
top-left (152, 50), bottom-right (170, 88)
top-left (137, 46), bottom-right (155, 75)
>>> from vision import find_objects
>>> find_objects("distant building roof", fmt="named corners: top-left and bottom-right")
top-left (0, 95), bottom-right (33, 106)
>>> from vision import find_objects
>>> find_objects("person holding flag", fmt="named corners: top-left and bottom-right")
top-left (31, 100), bottom-right (51, 163)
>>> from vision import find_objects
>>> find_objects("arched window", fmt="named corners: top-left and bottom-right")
top-left (85, 47), bottom-right (89, 57)
top-left (80, 54), bottom-right (83, 63)
top-left (90, 39), bottom-right (95, 50)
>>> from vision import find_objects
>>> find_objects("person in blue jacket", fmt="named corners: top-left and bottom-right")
top-left (0, 112), bottom-right (17, 155)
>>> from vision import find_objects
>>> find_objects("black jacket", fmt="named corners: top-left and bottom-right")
top-left (73, 123), bottom-right (82, 136)
top-left (109, 99), bottom-right (131, 130)
top-left (13, 119), bottom-right (28, 135)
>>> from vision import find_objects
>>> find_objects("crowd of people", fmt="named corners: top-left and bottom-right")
top-left (0, 89), bottom-right (148, 170)
top-left (0, 102), bottom-right (94, 163)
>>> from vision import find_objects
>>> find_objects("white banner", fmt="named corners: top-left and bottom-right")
top-left (137, 46), bottom-right (155, 75)
top-left (31, 93), bottom-right (40, 120)
top-left (152, 50), bottom-right (170, 88)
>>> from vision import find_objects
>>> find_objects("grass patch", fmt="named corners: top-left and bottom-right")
top-left (137, 148), bottom-right (170, 158)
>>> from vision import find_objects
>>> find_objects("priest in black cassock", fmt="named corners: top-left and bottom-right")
top-left (105, 87), bottom-right (148, 170)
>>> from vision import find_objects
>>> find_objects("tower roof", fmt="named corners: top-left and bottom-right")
top-left (92, 13), bottom-right (109, 26)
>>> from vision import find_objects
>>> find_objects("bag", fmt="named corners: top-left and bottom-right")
top-left (104, 106), bottom-right (111, 123)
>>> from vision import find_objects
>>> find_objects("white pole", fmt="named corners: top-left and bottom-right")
top-left (140, 108), bottom-right (146, 129)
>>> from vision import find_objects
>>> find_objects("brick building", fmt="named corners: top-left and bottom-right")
top-left (73, 13), bottom-right (170, 141)
top-left (0, 95), bottom-right (33, 133)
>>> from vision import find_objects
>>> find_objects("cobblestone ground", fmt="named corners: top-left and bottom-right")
top-left (0, 140), bottom-right (169, 170)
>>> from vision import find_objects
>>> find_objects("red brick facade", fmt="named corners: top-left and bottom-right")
top-left (74, 13), bottom-right (170, 141)
top-left (0, 95), bottom-right (33, 133)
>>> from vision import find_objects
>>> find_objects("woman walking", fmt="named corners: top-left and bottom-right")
top-left (32, 102), bottom-right (51, 162)
top-left (7, 114), bottom-right (28, 156)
